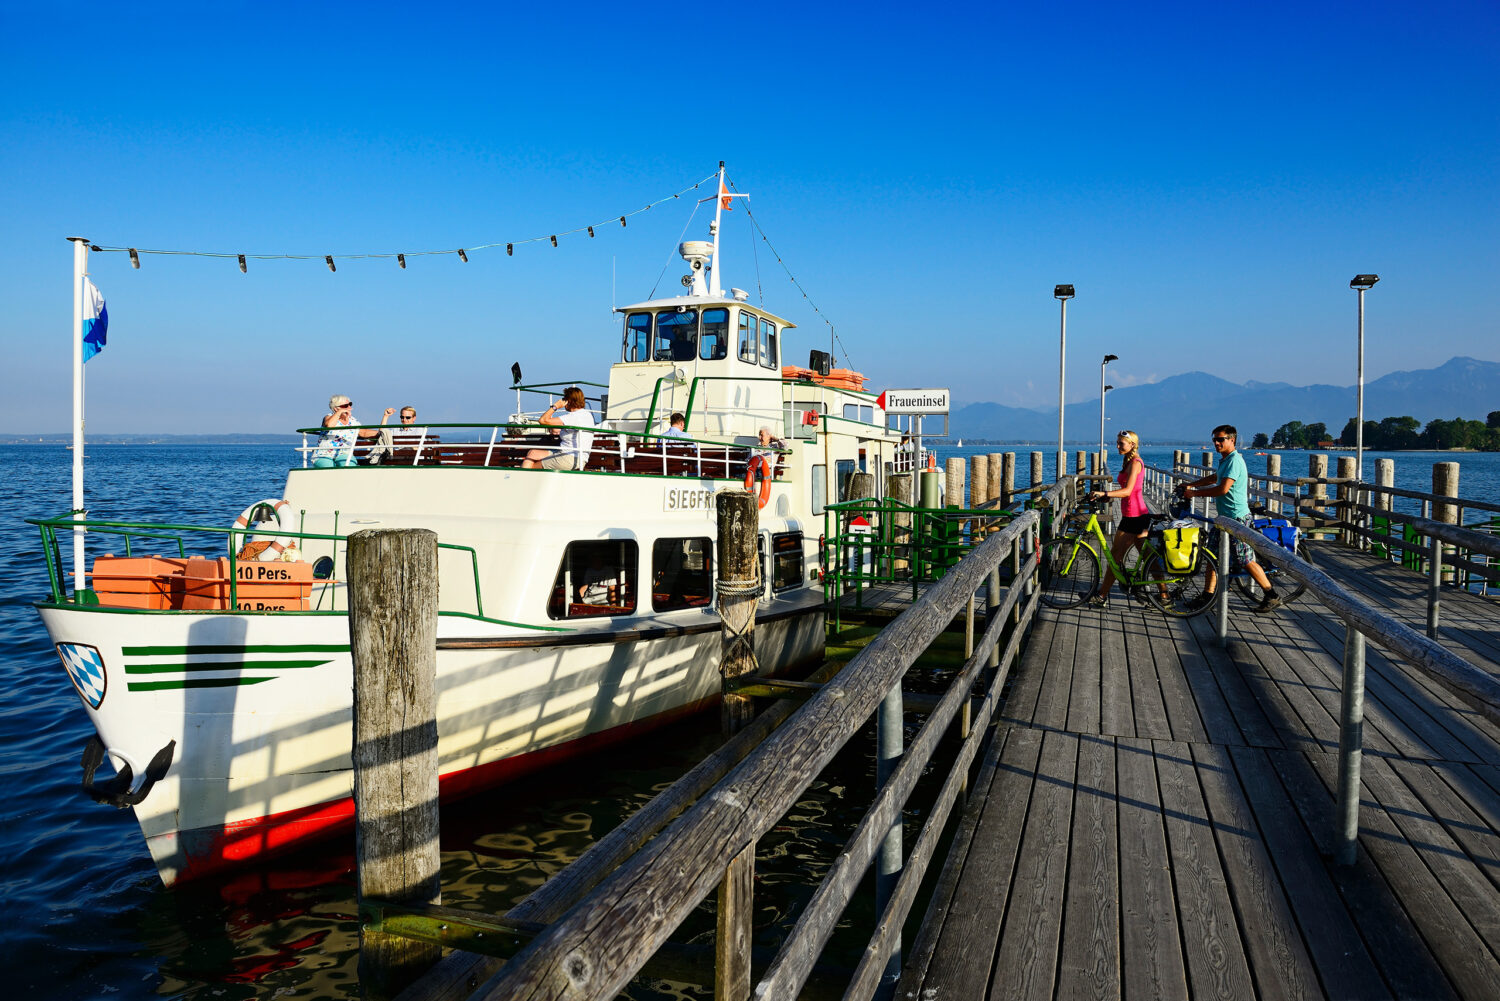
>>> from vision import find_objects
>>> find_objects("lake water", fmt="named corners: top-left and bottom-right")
top-left (5, 442), bottom-right (1497, 998)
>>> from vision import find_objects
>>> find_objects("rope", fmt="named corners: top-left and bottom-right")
top-left (716, 576), bottom-right (762, 676)
top-left (715, 577), bottom-right (764, 596)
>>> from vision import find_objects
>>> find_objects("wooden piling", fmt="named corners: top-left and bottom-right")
top-left (1308, 454), bottom-right (1328, 537)
top-left (1265, 453), bottom-right (1281, 516)
top-left (1337, 456), bottom-right (1357, 546)
top-left (1434, 461), bottom-right (1459, 585)
top-left (1375, 459), bottom-right (1395, 513)
top-left (944, 458), bottom-right (964, 511)
top-left (1030, 452), bottom-right (1044, 494)
top-left (997, 453), bottom-right (1013, 511)
top-left (970, 454), bottom-right (989, 512)
top-left (1075, 450), bottom-right (1086, 477)
top-left (715, 489), bottom-right (761, 1001)
top-left (349, 528), bottom-right (442, 1000)
top-left (889, 473), bottom-right (912, 576)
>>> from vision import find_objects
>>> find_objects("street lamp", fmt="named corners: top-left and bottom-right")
top-left (1099, 353), bottom-right (1118, 473)
top-left (1350, 275), bottom-right (1379, 483)
top-left (1054, 284), bottom-right (1074, 481)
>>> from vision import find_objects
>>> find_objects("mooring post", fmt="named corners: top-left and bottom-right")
top-left (1030, 451), bottom-right (1044, 495)
top-left (1335, 624), bottom-right (1367, 865)
top-left (998, 452), bottom-right (1013, 512)
top-left (715, 489), bottom-right (760, 1001)
top-left (1434, 461), bottom-right (1459, 587)
top-left (1336, 456), bottom-right (1356, 547)
top-left (349, 528), bottom-right (442, 1000)
top-left (1266, 453), bottom-right (1282, 517)
top-left (971, 454), bottom-right (989, 515)
top-left (1201, 450), bottom-right (1212, 471)
top-left (1309, 454), bottom-right (1328, 539)
top-left (889, 473), bottom-right (912, 579)
top-left (1216, 527), bottom-right (1230, 648)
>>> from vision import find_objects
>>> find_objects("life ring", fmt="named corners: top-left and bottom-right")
top-left (233, 498), bottom-right (295, 561)
top-left (744, 455), bottom-right (773, 509)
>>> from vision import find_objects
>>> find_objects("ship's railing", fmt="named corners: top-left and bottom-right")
top-left (295, 422), bottom-right (790, 480)
top-left (24, 514), bottom-right (564, 630)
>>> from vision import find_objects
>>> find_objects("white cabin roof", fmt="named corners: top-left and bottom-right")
top-left (614, 294), bottom-right (797, 331)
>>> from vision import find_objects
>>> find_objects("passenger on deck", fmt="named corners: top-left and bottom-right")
top-left (754, 426), bottom-right (786, 475)
top-left (312, 395), bottom-right (390, 468)
top-left (523, 386), bottom-right (596, 470)
top-left (661, 412), bottom-right (690, 439)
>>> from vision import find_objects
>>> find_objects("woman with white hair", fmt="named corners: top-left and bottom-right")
top-left (1085, 429), bottom-right (1149, 608)
top-left (311, 394), bottom-right (392, 468)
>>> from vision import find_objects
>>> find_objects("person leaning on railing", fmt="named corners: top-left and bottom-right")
top-left (1084, 429), bottom-right (1149, 608)
top-left (523, 386), bottom-right (596, 470)
top-left (312, 394), bottom-right (391, 468)
top-left (660, 412), bottom-right (691, 439)
top-left (1178, 423), bottom-right (1282, 614)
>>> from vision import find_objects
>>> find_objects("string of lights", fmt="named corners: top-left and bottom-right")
top-left (86, 171), bottom-right (719, 271)
top-left (727, 178), bottom-right (851, 370)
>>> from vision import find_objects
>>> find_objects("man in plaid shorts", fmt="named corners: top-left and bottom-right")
top-left (1177, 424), bottom-right (1282, 614)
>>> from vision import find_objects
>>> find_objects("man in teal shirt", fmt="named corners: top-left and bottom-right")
top-left (1180, 424), bottom-right (1281, 613)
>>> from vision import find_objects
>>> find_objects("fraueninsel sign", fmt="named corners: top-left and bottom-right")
top-left (877, 389), bottom-right (950, 414)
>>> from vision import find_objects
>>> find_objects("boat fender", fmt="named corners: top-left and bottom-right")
top-left (233, 498), bottom-right (295, 561)
top-left (744, 455), bottom-right (773, 509)
top-left (81, 735), bottom-right (176, 809)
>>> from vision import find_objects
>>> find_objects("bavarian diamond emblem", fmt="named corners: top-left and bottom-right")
top-left (57, 643), bottom-right (107, 710)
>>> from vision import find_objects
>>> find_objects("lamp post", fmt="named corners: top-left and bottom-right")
top-left (1054, 284), bottom-right (1074, 481)
top-left (1099, 353), bottom-right (1117, 473)
top-left (1350, 275), bottom-right (1379, 483)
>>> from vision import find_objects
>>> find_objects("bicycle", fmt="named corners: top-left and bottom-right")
top-left (1170, 498), bottom-right (1316, 609)
top-left (1039, 497), bottom-right (1217, 617)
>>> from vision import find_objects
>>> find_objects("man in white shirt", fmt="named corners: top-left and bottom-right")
top-left (523, 386), bottom-right (596, 470)
top-left (661, 412), bottom-right (691, 439)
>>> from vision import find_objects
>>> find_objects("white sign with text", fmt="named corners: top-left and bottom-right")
top-left (879, 388), bottom-right (950, 414)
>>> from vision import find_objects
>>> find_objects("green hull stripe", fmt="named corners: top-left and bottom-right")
top-left (124, 659), bottom-right (333, 674)
top-left (127, 677), bottom-right (275, 691)
top-left (121, 643), bottom-right (350, 656)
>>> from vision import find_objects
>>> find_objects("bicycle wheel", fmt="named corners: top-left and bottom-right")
top-left (1140, 547), bottom-right (1218, 618)
top-left (1039, 537), bottom-right (1100, 608)
top-left (1231, 538), bottom-right (1312, 607)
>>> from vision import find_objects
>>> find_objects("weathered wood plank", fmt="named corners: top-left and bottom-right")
top-left (1114, 736), bottom-right (1188, 1001)
top-left (1066, 610), bottom-right (1104, 735)
top-left (1058, 734), bottom-right (1120, 1001)
top-left (1179, 613), bottom-right (1281, 748)
top-left (990, 729), bottom-right (1079, 1001)
top-left (1188, 743), bottom-right (1320, 1001)
top-left (1032, 607), bottom-right (1081, 731)
top-left (1154, 739), bottom-right (1255, 1000)
top-left (1096, 603), bottom-right (1135, 739)
top-left (1122, 610), bottom-right (1173, 741)
top-left (1159, 610), bottom-right (1242, 746)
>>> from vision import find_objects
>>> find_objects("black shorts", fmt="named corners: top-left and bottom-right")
top-left (1117, 514), bottom-right (1151, 535)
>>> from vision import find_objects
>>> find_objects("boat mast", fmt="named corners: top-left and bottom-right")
top-left (68, 237), bottom-right (88, 598)
top-left (709, 161), bottom-right (725, 297)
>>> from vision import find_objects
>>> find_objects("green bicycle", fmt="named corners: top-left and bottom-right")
top-left (1039, 497), bottom-right (1217, 617)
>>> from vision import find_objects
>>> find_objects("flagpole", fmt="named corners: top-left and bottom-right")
top-left (69, 236), bottom-right (89, 599)
top-left (709, 161), bottom-right (725, 297)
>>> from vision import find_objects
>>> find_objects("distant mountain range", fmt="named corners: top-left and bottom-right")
top-left (951, 356), bottom-right (1500, 444)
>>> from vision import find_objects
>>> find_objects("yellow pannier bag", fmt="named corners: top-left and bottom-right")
top-left (1160, 526), bottom-right (1200, 573)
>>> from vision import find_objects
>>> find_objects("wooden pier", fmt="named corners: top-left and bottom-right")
top-left (899, 540), bottom-right (1500, 1000)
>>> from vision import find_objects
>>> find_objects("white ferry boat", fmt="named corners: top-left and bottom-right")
top-left (33, 168), bottom-right (912, 885)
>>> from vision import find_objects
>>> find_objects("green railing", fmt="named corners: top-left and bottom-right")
top-left (26, 514), bottom-right (566, 631)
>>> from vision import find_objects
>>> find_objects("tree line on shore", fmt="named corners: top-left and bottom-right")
top-left (1249, 412), bottom-right (1500, 451)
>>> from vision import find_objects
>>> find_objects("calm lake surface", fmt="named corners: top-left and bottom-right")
top-left (4, 442), bottom-right (1498, 998)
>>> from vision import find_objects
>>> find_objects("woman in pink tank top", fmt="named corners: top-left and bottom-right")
top-left (1085, 430), bottom-right (1150, 607)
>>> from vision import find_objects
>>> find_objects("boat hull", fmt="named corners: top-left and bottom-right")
top-left (39, 600), bottom-right (823, 884)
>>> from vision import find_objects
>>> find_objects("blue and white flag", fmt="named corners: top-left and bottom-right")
top-left (82, 278), bottom-right (108, 362)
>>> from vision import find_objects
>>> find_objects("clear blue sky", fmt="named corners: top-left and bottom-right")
top-left (2, 1), bottom-right (1496, 433)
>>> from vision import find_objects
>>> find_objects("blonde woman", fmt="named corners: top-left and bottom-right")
top-left (1085, 430), bottom-right (1150, 607)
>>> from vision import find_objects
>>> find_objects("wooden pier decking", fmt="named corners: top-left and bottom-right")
top-left (898, 542), bottom-right (1500, 1000)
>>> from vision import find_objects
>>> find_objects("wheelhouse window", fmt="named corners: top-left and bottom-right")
top-left (759, 317), bottom-right (778, 370)
top-left (842, 404), bottom-right (875, 424)
top-left (547, 540), bottom-right (638, 619)
top-left (738, 311), bottom-right (757, 363)
top-left (652, 537), bottom-right (713, 611)
top-left (771, 532), bottom-right (804, 592)
top-left (655, 310), bottom-right (698, 362)
top-left (701, 308), bottom-right (728, 361)
top-left (624, 313), bottom-right (652, 362)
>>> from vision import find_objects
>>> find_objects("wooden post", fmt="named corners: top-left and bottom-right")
top-left (715, 489), bottom-right (760, 1001)
top-left (1434, 461), bottom-right (1459, 587)
top-left (1375, 459), bottom-right (1394, 513)
top-left (1201, 450), bottom-right (1212, 470)
top-left (945, 457), bottom-right (965, 511)
top-left (1075, 450), bottom-right (1086, 477)
top-left (970, 454), bottom-right (989, 512)
top-left (350, 528), bottom-right (442, 1000)
top-left (1336, 456), bottom-right (1356, 546)
top-left (1266, 453), bottom-right (1282, 517)
top-left (1030, 451), bottom-right (1044, 493)
top-left (997, 452), bottom-right (1013, 511)
top-left (889, 473), bottom-right (912, 577)
top-left (1309, 454), bottom-right (1328, 538)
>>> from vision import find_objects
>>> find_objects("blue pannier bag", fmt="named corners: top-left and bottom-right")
top-left (1252, 517), bottom-right (1298, 553)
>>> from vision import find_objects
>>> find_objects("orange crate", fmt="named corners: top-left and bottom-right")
top-left (182, 558), bottom-right (313, 612)
top-left (91, 555), bottom-right (189, 610)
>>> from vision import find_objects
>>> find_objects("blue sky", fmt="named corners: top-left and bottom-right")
top-left (2, 1), bottom-right (1496, 433)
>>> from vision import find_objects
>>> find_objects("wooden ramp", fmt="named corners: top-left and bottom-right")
top-left (899, 543), bottom-right (1500, 1000)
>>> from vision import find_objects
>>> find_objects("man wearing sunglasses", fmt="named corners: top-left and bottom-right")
top-left (1177, 424), bottom-right (1281, 613)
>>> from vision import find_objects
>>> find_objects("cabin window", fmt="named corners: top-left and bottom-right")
top-left (760, 318), bottom-right (777, 370)
top-left (771, 532), bottom-right (804, 592)
top-left (836, 459), bottom-right (858, 502)
top-left (701, 308), bottom-right (728, 361)
top-left (652, 537), bottom-right (713, 611)
top-left (842, 404), bottom-right (875, 424)
top-left (655, 310), bottom-right (698, 362)
top-left (738, 311), bottom-right (757, 363)
top-left (811, 464), bottom-right (827, 516)
top-left (624, 313), bottom-right (652, 362)
top-left (547, 540), bottom-right (638, 619)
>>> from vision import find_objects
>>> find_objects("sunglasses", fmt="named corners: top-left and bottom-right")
top-left (1212, 436), bottom-right (1231, 443)
top-left (401, 414), bottom-right (416, 420)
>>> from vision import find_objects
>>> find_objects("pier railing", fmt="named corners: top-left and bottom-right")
top-left (365, 484), bottom-right (1067, 1001)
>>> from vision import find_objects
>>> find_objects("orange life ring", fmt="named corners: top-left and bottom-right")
top-left (744, 455), bottom-right (772, 509)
